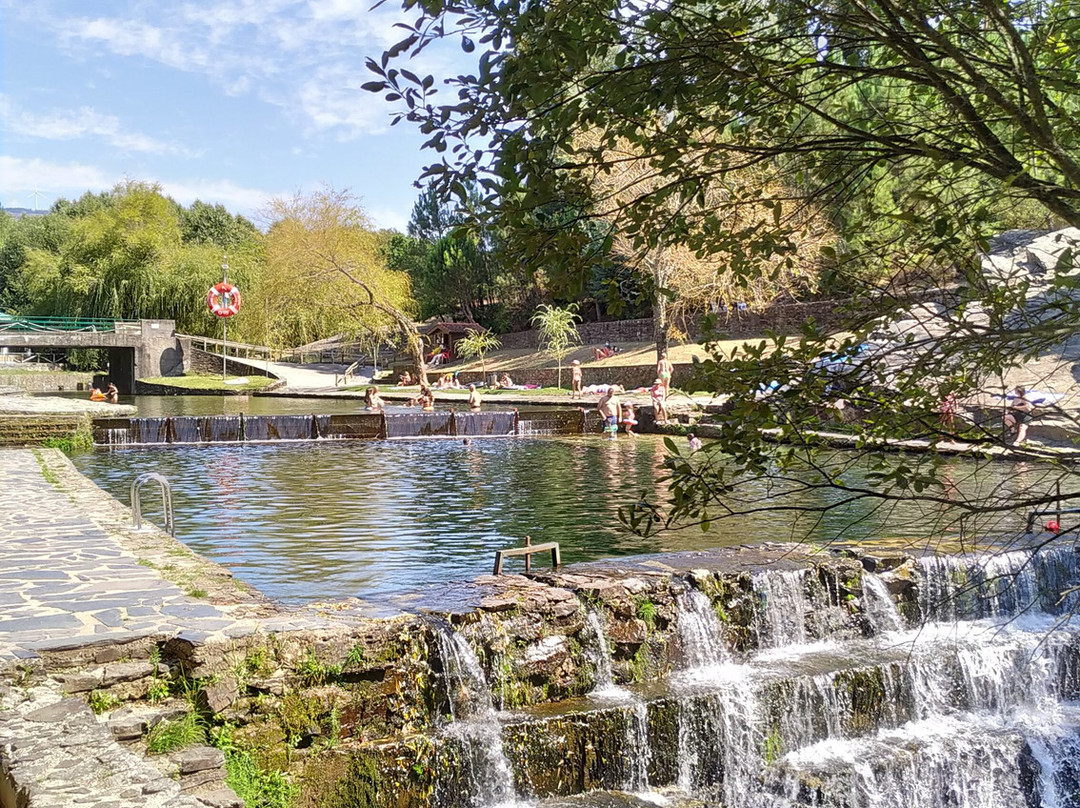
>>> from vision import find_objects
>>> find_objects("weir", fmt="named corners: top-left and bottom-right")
top-left (406, 544), bottom-right (1080, 807)
top-left (92, 409), bottom-right (539, 445)
top-left (10, 453), bottom-right (1080, 808)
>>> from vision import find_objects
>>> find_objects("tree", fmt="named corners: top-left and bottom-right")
top-left (367, 0), bottom-right (1080, 555)
top-left (262, 188), bottom-right (428, 384)
top-left (456, 329), bottom-right (502, 376)
top-left (531, 304), bottom-right (581, 388)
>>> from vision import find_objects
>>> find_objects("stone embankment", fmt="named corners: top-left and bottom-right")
top-left (2, 448), bottom-right (1075, 807)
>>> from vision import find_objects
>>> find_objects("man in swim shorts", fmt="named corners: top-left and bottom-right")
top-left (597, 385), bottom-right (622, 439)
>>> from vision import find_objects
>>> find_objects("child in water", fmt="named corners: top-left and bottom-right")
top-left (621, 401), bottom-right (638, 436)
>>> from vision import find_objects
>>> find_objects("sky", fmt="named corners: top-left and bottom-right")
top-left (0, 0), bottom-right (467, 231)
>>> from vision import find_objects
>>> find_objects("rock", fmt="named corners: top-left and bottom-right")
top-left (621, 577), bottom-right (649, 595)
top-left (93, 646), bottom-right (127, 664)
top-left (546, 587), bottom-right (576, 602)
top-left (248, 673), bottom-right (287, 696)
top-left (172, 745), bottom-right (226, 775)
top-left (480, 596), bottom-right (518, 613)
top-left (100, 662), bottom-right (155, 687)
top-left (606, 618), bottom-right (648, 646)
top-left (196, 787), bottom-right (244, 808)
top-left (24, 698), bottom-right (90, 723)
top-left (180, 767), bottom-right (228, 792)
top-left (58, 672), bottom-right (103, 694)
top-left (550, 600), bottom-right (579, 619)
top-left (199, 679), bottom-right (239, 715)
top-left (108, 714), bottom-right (147, 741)
top-left (522, 636), bottom-right (569, 675)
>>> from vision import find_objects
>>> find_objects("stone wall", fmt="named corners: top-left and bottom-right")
top-left (451, 363), bottom-right (697, 390)
top-left (0, 371), bottom-right (93, 393)
top-left (185, 348), bottom-right (277, 378)
top-left (497, 299), bottom-right (848, 350)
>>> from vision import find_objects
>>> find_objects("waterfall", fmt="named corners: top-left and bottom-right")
top-left (862, 573), bottom-right (905, 634)
top-left (434, 628), bottom-right (518, 808)
top-left (917, 546), bottom-right (1079, 623)
top-left (676, 588), bottom-right (729, 671)
top-left (753, 569), bottom-right (811, 648)
top-left (585, 610), bottom-right (618, 694)
top-left (455, 411), bottom-right (516, 437)
top-left (622, 701), bottom-right (650, 793)
top-left (582, 610), bottom-right (651, 791)
top-left (170, 416), bottom-right (201, 443)
top-left (385, 412), bottom-right (453, 438)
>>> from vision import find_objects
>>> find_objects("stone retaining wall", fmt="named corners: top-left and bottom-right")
top-left (497, 299), bottom-right (848, 350)
top-left (0, 371), bottom-right (93, 393)
top-left (186, 348), bottom-right (277, 379)
top-left (451, 363), bottom-right (698, 390)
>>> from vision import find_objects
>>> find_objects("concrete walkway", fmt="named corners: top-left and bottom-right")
top-left (223, 355), bottom-right (356, 391)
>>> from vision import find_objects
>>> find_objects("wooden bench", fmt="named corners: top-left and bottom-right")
top-left (493, 536), bottom-right (561, 575)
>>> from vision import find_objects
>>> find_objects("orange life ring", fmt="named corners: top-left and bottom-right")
top-left (207, 282), bottom-right (242, 318)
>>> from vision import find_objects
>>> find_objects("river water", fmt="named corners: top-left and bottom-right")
top-left (71, 434), bottom-right (1054, 604)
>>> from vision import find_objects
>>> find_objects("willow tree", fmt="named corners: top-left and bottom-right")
top-left (262, 188), bottom-right (426, 382)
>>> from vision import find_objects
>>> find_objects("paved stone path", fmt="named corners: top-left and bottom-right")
top-left (0, 686), bottom-right (211, 808)
top-left (0, 449), bottom-right (341, 663)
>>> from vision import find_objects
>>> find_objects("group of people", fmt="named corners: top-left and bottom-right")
top-left (89, 382), bottom-right (119, 404)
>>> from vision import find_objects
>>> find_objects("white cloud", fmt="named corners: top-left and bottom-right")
top-left (0, 156), bottom-right (114, 195)
top-left (158, 178), bottom-right (277, 215)
top-left (1, 96), bottom-right (196, 156)
top-left (35, 1), bottom-right (470, 140)
top-left (297, 66), bottom-right (392, 137)
top-left (0, 156), bottom-right (280, 219)
top-left (367, 206), bottom-right (408, 232)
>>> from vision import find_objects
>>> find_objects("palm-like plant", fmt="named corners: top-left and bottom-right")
top-left (456, 329), bottom-right (502, 376)
top-left (531, 304), bottom-right (581, 389)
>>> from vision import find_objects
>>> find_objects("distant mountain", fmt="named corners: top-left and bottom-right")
top-left (0, 207), bottom-right (47, 219)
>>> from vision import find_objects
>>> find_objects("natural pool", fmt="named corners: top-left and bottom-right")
top-left (72, 435), bottom-right (1049, 605)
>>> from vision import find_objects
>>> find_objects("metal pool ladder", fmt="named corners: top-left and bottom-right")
top-left (131, 472), bottom-right (175, 536)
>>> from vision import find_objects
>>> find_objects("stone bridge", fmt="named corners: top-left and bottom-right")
top-left (0, 318), bottom-right (186, 393)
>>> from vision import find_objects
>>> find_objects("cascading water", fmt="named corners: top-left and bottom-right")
top-left (752, 569), bottom-right (811, 648)
top-left (862, 572), bottom-right (905, 633)
top-left (455, 411), bottom-right (516, 437)
top-left (583, 609), bottom-right (651, 793)
top-left (585, 610), bottom-right (618, 694)
top-left (434, 627), bottom-right (518, 808)
top-left (676, 588), bottom-right (729, 670)
top-left (526, 545), bottom-right (1080, 808)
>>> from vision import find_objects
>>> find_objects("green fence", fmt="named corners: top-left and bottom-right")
top-left (0, 316), bottom-right (138, 334)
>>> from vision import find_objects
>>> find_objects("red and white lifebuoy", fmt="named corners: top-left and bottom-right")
top-left (207, 282), bottom-right (242, 318)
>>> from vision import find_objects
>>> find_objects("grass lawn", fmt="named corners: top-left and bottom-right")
top-left (139, 374), bottom-right (277, 391)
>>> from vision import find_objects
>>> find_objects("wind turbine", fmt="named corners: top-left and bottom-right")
top-left (29, 187), bottom-right (46, 211)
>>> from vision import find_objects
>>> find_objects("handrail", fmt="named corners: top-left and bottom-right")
top-left (131, 472), bottom-right (175, 536)
top-left (179, 333), bottom-right (273, 361)
top-left (335, 361), bottom-right (361, 387)
top-left (0, 316), bottom-right (138, 334)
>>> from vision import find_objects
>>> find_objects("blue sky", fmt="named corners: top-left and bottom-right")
top-left (1, 0), bottom-right (464, 231)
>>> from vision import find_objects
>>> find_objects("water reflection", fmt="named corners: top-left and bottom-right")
top-left (72, 437), bottom-right (1046, 605)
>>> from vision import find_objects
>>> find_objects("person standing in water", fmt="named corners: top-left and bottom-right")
top-left (597, 385), bottom-right (622, 439)
top-left (364, 386), bottom-right (385, 410)
top-left (468, 384), bottom-right (482, 411)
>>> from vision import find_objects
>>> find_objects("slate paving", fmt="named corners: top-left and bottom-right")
top-left (0, 449), bottom-right (336, 663)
